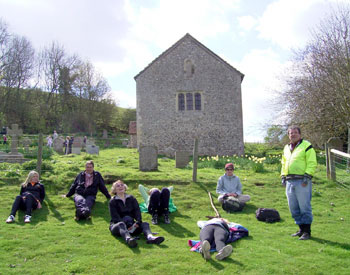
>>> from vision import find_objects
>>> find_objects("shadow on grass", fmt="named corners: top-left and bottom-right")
top-left (311, 236), bottom-right (350, 250)
top-left (157, 220), bottom-right (196, 238)
top-left (205, 256), bottom-right (244, 270)
top-left (93, 200), bottom-right (110, 223)
top-left (45, 195), bottom-right (64, 222)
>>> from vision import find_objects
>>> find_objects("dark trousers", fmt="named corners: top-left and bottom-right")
top-left (110, 221), bottom-right (152, 241)
top-left (148, 188), bottom-right (170, 216)
top-left (200, 224), bottom-right (228, 252)
top-left (10, 195), bottom-right (38, 216)
top-left (74, 194), bottom-right (95, 219)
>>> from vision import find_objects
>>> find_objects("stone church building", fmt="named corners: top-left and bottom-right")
top-left (134, 33), bottom-right (244, 156)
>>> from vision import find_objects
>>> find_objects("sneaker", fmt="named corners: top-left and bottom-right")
top-left (200, 240), bottom-right (211, 260)
top-left (24, 215), bottom-right (31, 223)
top-left (215, 245), bottom-right (233, 260)
top-left (291, 230), bottom-right (303, 237)
top-left (299, 232), bottom-right (311, 240)
top-left (126, 237), bottom-right (138, 248)
top-left (146, 235), bottom-right (165, 245)
top-left (6, 215), bottom-right (15, 223)
top-left (151, 213), bottom-right (158, 225)
top-left (164, 214), bottom-right (171, 224)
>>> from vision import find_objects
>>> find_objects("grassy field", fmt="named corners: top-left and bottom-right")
top-left (0, 146), bottom-right (349, 275)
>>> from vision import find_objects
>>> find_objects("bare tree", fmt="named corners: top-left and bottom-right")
top-left (278, 4), bottom-right (350, 147)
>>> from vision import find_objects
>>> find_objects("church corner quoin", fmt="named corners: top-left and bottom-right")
top-left (135, 33), bottom-right (244, 156)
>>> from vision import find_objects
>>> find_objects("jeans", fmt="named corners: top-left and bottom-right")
top-left (10, 195), bottom-right (38, 216)
top-left (74, 195), bottom-right (95, 219)
top-left (286, 178), bottom-right (313, 225)
top-left (200, 224), bottom-right (228, 251)
top-left (148, 188), bottom-right (170, 216)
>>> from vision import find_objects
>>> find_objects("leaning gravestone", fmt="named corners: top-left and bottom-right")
top-left (175, 150), bottom-right (191, 168)
top-left (53, 137), bottom-right (65, 153)
top-left (72, 137), bottom-right (83, 154)
top-left (139, 145), bottom-right (158, 171)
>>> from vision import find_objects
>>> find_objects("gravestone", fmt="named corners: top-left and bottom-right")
top-left (53, 137), bottom-right (65, 153)
top-left (139, 145), bottom-right (158, 171)
top-left (103, 129), bottom-right (108, 139)
top-left (0, 124), bottom-right (27, 163)
top-left (72, 137), bottom-right (83, 154)
top-left (86, 145), bottom-right (99, 155)
top-left (175, 150), bottom-right (190, 168)
top-left (22, 138), bottom-right (32, 152)
top-left (128, 121), bottom-right (137, 148)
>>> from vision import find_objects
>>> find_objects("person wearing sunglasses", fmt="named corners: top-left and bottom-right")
top-left (216, 163), bottom-right (250, 205)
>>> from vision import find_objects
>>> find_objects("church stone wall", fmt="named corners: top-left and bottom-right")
top-left (136, 36), bottom-right (244, 156)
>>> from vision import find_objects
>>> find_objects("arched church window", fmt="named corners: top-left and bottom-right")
top-left (178, 93), bottom-right (185, 111)
top-left (186, 93), bottom-right (193, 110)
top-left (195, 93), bottom-right (201, 110)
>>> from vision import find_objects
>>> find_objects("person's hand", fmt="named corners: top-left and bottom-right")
top-left (302, 174), bottom-right (312, 187)
top-left (61, 194), bottom-right (67, 198)
top-left (281, 176), bottom-right (286, 186)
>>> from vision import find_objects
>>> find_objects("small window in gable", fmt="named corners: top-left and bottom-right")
top-left (186, 93), bottom-right (193, 110)
top-left (195, 93), bottom-right (201, 110)
top-left (178, 93), bottom-right (185, 111)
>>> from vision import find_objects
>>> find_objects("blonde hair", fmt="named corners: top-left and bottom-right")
top-left (22, 170), bottom-right (39, 187)
top-left (111, 180), bottom-right (128, 195)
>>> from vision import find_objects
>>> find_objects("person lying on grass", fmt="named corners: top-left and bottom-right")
top-left (138, 184), bottom-right (177, 225)
top-left (6, 170), bottom-right (45, 224)
top-left (188, 218), bottom-right (249, 261)
top-left (62, 160), bottom-right (111, 220)
top-left (109, 180), bottom-right (164, 248)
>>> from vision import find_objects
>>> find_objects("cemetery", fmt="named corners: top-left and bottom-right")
top-left (0, 136), bottom-right (349, 274)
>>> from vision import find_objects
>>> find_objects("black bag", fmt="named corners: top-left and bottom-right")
top-left (256, 208), bottom-right (280, 223)
top-left (222, 197), bottom-right (245, 213)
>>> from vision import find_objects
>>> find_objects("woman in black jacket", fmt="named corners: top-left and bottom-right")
top-left (6, 170), bottom-right (45, 223)
top-left (109, 180), bottom-right (164, 248)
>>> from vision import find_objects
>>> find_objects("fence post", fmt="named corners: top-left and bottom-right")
top-left (192, 138), bottom-right (198, 182)
top-left (36, 133), bottom-right (43, 175)
top-left (347, 125), bottom-right (350, 172)
top-left (325, 142), bottom-right (330, 180)
top-left (329, 148), bottom-right (336, 181)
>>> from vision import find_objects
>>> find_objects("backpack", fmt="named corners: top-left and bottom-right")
top-left (222, 197), bottom-right (245, 213)
top-left (255, 208), bottom-right (280, 223)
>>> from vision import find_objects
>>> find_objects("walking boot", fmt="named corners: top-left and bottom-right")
top-left (299, 224), bottom-right (311, 240)
top-left (146, 235), bottom-right (164, 245)
top-left (151, 213), bottom-right (158, 225)
top-left (164, 213), bottom-right (171, 224)
top-left (126, 237), bottom-right (138, 248)
top-left (291, 224), bottom-right (303, 237)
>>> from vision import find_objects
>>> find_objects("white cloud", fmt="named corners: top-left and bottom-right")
top-left (111, 89), bottom-right (136, 108)
top-left (237, 15), bottom-right (257, 31)
top-left (257, 0), bottom-right (331, 49)
top-left (94, 59), bottom-right (132, 78)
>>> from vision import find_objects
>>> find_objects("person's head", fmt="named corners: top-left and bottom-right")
top-left (66, 136), bottom-right (70, 140)
top-left (85, 160), bottom-right (94, 174)
top-left (288, 126), bottom-right (301, 144)
top-left (225, 163), bottom-right (234, 176)
top-left (22, 170), bottom-right (39, 187)
top-left (111, 180), bottom-right (128, 195)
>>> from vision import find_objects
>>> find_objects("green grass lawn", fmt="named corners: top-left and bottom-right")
top-left (0, 148), bottom-right (349, 274)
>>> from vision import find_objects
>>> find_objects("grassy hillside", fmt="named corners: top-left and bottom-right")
top-left (0, 147), bottom-right (349, 274)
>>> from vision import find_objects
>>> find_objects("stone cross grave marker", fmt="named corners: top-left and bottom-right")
top-left (7, 124), bottom-right (23, 155)
top-left (139, 145), bottom-right (158, 171)
top-left (175, 150), bottom-right (190, 168)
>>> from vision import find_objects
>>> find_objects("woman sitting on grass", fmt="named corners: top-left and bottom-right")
top-left (109, 180), bottom-right (165, 248)
top-left (6, 170), bottom-right (45, 224)
top-left (138, 184), bottom-right (176, 225)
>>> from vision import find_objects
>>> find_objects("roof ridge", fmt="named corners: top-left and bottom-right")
top-left (134, 33), bottom-right (244, 81)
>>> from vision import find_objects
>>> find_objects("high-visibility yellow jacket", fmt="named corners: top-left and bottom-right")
top-left (281, 139), bottom-right (317, 177)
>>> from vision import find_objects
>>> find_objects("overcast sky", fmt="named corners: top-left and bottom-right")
top-left (0, 0), bottom-right (345, 141)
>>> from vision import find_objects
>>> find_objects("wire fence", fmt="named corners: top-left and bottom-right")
top-left (326, 147), bottom-right (350, 188)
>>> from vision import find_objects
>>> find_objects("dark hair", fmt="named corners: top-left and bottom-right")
top-left (288, 126), bottom-right (301, 134)
top-left (85, 160), bottom-right (94, 167)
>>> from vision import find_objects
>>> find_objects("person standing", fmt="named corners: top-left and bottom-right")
top-left (62, 160), bottom-right (111, 220)
top-left (3, 135), bottom-right (7, 144)
top-left (281, 126), bottom-right (317, 240)
top-left (53, 130), bottom-right (58, 140)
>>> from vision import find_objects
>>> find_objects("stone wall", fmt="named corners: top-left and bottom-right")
top-left (135, 34), bottom-right (244, 156)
